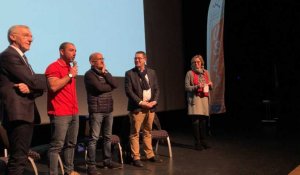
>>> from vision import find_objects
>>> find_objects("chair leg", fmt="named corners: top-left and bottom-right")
top-left (4, 149), bottom-right (41, 175)
top-left (85, 148), bottom-right (88, 162)
top-left (166, 136), bottom-right (172, 158)
top-left (4, 149), bottom-right (8, 158)
top-left (155, 140), bottom-right (159, 154)
top-left (27, 157), bottom-right (38, 175)
top-left (117, 143), bottom-right (124, 164)
top-left (58, 155), bottom-right (64, 175)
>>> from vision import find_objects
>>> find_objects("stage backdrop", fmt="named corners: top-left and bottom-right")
top-left (0, 0), bottom-right (146, 77)
top-left (31, 0), bottom-right (186, 124)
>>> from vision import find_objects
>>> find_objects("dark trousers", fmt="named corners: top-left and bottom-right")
top-left (6, 121), bottom-right (33, 175)
top-left (190, 115), bottom-right (207, 145)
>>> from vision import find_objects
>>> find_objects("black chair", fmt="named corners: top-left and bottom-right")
top-left (0, 125), bottom-right (40, 175)
top-left (137, 113), bottom-right (173, 158)
top-left (151, 114), bottom-right (173, 158)
top-left (0, 125), bottom-right (64, 175)
top-left (78, 116), bottom-right (124, 164)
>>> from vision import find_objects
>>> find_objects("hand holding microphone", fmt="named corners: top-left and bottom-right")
top-left (69, 60), bottom-right (78, 78)
top-left (72, 60), bottom-right (77, 67)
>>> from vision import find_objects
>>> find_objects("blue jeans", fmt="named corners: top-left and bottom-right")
top-left (48, 115), bottom-right (79, 175)
top-left (86, 112), bottom-right (113, 166)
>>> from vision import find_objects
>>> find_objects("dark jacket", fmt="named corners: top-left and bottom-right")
top-left (84, 67), bottom-right (117, 113)
top-left (0, 46), bottom-right (46, 123)
top-left (125, 67), bottom-right (159, 112)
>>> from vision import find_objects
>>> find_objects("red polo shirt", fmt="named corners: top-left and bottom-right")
top-left (45, 59), bottom-right (78, 116)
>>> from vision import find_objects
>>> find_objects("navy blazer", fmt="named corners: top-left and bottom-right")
top-left (0, 46), bottom-right (46, 123)
top-left (125, 67), bottom-right (159, 112)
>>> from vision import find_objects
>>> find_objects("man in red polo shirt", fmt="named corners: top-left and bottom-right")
top-left (45, 42), bottom-right (80, 175)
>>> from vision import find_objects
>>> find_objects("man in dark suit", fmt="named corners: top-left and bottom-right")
top-left (125, 51), bottom-right (161, 167)
top-left (0, 25), bottom-right (46, 175)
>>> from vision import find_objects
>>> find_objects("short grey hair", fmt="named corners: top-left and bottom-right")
top-left (7, 25), bottom-right (30, 44)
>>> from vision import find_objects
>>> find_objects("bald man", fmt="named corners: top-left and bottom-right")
top-left (84, 52), bottom-right (122, 175)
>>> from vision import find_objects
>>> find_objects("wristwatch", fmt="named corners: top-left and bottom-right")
top-left (68, 73), bottom-right (73, 78)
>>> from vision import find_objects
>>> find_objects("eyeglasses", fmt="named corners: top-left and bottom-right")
top-left (92, 57), bottom-right (104, 62)
top-left (193, 61), bottom-right (202, 64)
top-left (14, 33), bottom-right (33, 40)
top-left (134, 57), bottom-right (144, 60)
top-left (22, 34), bottom-right (33, 39)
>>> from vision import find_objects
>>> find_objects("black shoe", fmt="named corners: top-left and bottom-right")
top-left (201, 142), bottom-right (211, 149)
top-left (132, 159), bottom-right (144, 167)
top-left (147, 156), bottom-right (163, 163)
top-left (195, 144), bottom-right (204, 151)
top-left (103, 161), bottom-right (123, 169)
top-left (87, 166), bottom-right (101, 175)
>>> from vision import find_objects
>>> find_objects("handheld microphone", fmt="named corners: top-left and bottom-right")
top-left (72, 60), bottom-right (77, 67)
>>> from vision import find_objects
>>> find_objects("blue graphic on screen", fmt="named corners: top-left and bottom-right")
top-left (0, 0), bottom-right (146, 76)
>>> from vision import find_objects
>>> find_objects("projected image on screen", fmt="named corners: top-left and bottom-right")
top-left (0, 0), bottom-right (146, 76)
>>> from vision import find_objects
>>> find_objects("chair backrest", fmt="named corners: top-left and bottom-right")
top-left (153, 114), bottom-right (162, 130)
top-left (137, 113), bottom-right (163, 131)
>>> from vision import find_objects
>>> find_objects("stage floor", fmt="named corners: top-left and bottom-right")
top-left (20, 127), bottom-right (300, 175)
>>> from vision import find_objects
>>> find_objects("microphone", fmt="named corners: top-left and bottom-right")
top-left (69, 60), bottom-right (77, 79)
top-left (72, 60), bottom-right (77, 67)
